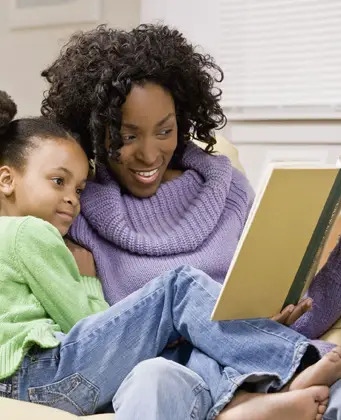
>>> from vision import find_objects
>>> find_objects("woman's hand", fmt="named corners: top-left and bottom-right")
top-left (65, 239), bottom-right (96, 277)
top-left (271, 298), bottom-right (313, 326)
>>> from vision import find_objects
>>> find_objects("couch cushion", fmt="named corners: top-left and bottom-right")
top-left (0, 397), bottom-right (114, 419)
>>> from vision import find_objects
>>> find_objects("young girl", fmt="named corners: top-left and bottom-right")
top-left (0, 90), bottom-right (339, 420)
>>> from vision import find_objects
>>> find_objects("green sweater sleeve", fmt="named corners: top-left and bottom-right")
top-left (14, 217), bottom-right (109, 333)
top-left (80, 275), bottom-right (109, 309)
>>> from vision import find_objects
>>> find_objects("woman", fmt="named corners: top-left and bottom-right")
top-left (41, 24), bottom-right (254, 304)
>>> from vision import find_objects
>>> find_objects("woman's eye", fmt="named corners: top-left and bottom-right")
top-left (76, 188), bottom-right (83, 196)
top-left (158, 129), bottom-right (173, 137)
top-left (122, 134), bottom-right (136, 143)
top-left (52, 177), bottom-right (64, 186)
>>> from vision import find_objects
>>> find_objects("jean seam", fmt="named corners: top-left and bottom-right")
top-left (12, 370), bottom-right (19, 400)
top-left (30, 392), bottom-right (87, 415)
top-left (206, 382), bottom-right (238, 420)
top-left (241, 319), bottom-right (304, 345)
top-left (28, 373), bottom-right (99, 415)
top-left (60, 286), bottom-right (166, 351)
top-left (206, 342), bottom-right (310, 420)
top-left (183, 271), bottom-right (219, 301)
top-left (189, 383), bottom-right (208, 419)
top-left (182, 269), bottom-right (310, 382)
top-left (282, 341), bottom-right (310, 386)
top-left (62, 267), bottom-right (214, 351)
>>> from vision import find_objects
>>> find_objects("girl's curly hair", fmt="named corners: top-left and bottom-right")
top-left (41, 24), bottom-right (227, 164)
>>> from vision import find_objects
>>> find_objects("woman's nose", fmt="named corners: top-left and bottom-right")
top-left (135, 139), bottom-right (159, 166)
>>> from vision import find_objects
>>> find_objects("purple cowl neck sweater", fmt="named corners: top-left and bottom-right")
top-left (70, 142), bottom-right (253, 305)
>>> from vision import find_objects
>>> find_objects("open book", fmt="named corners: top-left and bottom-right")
top-left (211, 163), bottom-right (341, 321)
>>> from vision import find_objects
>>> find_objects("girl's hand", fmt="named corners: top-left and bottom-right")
top-left (271, 298), bottom-right (313, 326)
top-left (65, 239), bottom-right (96, 277)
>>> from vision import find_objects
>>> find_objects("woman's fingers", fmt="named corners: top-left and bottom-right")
top-left (285, 298), bottom-right (313, 326)
top-left (271, 299), bottom-right (313, 325)
top-left (271, 304), bottom-right (295, 324)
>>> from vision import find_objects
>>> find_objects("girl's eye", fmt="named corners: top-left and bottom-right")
top-left (76, 188), bottom-right (83, 196)
top-left (52, 177), bottom-right (64, 186)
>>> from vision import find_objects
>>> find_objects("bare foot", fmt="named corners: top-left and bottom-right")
top-left (290, 346), bottom-right (341, 390)
top-left (216, 386), bottom-right (329, 420)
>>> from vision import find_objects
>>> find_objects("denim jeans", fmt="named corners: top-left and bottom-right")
top-left (324, 381), bottom-right (341, 420)
top-left (0, 265), bottom-right (320, 419)
top-left (114, 357), bottom-right (341, 420)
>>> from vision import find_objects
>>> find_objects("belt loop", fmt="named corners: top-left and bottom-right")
top-left (0, 382), bottom-right (12, 394)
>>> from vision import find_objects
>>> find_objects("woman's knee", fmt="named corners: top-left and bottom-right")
top-left (130, 357), bottom-right (183, 383)
top-left (114, 358), bottom-right (212, 419)
top-left (126, 357), bottom-right (207, 389)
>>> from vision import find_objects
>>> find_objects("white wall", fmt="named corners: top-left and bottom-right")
top-left (140, 0), bottom-right (220, 59)
top-left (0, 0), bottom-right (140, 117)
top-left (2, 0), bottom-right (340, 189)
top-left (223, 120), bottom-right (341, 190)
top-left (141, 0), bottom-right (341, 190)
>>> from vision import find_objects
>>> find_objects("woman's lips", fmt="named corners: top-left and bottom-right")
top-left (130, 168), bottom-right (160, 184)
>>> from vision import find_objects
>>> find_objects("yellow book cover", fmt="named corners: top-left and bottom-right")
top-left (211, 163), bottom-right (341, 321)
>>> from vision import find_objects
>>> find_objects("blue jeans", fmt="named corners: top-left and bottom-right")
top-left (114, 358), bottom-right (341, 420)
top-left (1, 266), bottom-right (320, 419)
top-left (324, 381), bottom-right (341, 420)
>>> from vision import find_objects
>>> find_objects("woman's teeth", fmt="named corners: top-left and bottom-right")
top-left (132, 167), bottom-right (160, 185)
top-left (135, 169), bottom-right (158, 177)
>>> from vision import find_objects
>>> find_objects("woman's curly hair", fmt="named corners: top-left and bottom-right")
top-left (41, 24), bottom-right (227, 164)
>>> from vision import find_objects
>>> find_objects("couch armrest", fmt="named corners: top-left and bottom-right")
top-left (193, 136), bottom-right (246, 174)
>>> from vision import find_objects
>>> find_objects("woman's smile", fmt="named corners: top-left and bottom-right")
top-left (130, 167), bottom-right (161, 185)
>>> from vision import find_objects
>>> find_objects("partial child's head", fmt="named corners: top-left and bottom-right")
top-left (0, 91), bottom-right (88, 236)
top-left (41, 24), bottom-right (227, 198)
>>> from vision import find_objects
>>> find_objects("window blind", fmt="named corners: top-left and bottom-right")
top-left (219, 0), bottom-right (341, 119)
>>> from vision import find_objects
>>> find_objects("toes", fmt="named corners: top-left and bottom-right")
top-left (318, 403), bottom-right (328, 415)
top-left (325, 347), bottom-right (341, 363)
top-left (332, 346), bottom-right (341, 358)
top-left (312, 385), bottom-right (329, 403)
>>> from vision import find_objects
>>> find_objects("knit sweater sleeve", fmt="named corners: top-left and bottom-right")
top-left (69, 213), bottom-right (93, 251)
top-left (15, 217), bottom-right (109, 333)
top-left (231, 167), bottom-right (255, 235)
top-left (292, 238), bottom-right (341, 338)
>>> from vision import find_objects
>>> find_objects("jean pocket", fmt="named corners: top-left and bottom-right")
top-left (28, 373), bottom-right (99, 415)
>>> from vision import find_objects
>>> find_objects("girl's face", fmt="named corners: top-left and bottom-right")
top-left (0, 138), bottom-right (88, 236)
top-left (106, 82), bottom-right (178, 198)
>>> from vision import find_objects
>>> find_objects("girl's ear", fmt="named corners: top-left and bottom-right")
top-left (0, 166), bottom-right (15, 196)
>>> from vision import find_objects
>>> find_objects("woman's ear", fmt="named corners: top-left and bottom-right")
top-left (0, 166), bottom-right (15, 196)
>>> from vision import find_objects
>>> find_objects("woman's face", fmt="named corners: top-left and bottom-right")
top-left (106, 82), bottom-right (178, 198)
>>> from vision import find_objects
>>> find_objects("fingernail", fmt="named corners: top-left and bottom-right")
top-left (287, 305), bottom-right (295, 313)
